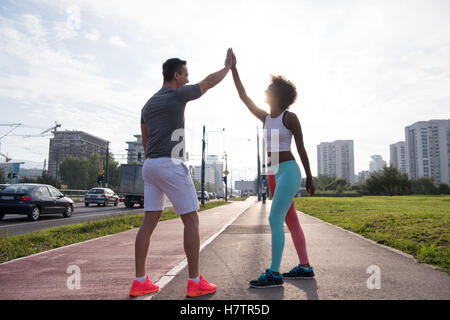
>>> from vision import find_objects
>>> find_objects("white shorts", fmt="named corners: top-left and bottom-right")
top-left (142, 157), bottom-right (199, 215)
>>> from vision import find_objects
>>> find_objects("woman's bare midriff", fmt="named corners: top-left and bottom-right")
top-left (267, 151), bottom-right (295, 167)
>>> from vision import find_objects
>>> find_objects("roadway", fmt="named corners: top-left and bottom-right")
top-left (0, 200), bottom-right (172, 237)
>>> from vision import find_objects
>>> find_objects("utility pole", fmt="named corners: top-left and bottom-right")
top-left (224, 152), bottom-right (228, 202)
top-left (262, 130), bottom-right (267, 203)
top-left (257, 126), bottom-right (261, 201)
top-left (201, 125), bottom-right (206, 205)
top-left (105, 142), bottom-right (109, 188)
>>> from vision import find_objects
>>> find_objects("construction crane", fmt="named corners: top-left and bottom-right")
top-left (0, 122), bottom-right (61, 162)
top-left (0, 151), bottom-right (11, 162)
top-left (21, 122), bottom-right (61, 138)
top-left (0, 123), bottom-right (21, 140)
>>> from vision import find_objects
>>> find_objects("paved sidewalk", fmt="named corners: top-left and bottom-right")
top-left (154, 200), bottom-right (450, 300)
top-left (0, 198), bottom-right (255, 300)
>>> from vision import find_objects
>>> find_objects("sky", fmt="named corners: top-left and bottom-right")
top-left (0, 0), bottom-right (449, 181)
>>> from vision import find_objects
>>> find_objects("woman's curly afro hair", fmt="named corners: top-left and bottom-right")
top-left (270, 75), bottom-right (298, 110)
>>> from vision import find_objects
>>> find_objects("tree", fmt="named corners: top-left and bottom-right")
top-left (104, 152), bottom-right (121, 189)
top-left (59, 156), bottom-right (89, 189)
top-left (19, 177), bottom-right (36, 183)
top-left (437, 183), bottom-right (450, 195)
top-left (325, 178), bottom-right (350, 191)
top-left (364, 166), bottom-right (410, 196)
top-left (192, 179), bottom-right (201, 191)
top-left (411, 177), bottom-right (438, 195)
top-left (0, 168), bottom-right (5, 184)
top-left (313, 175), bottom-right (335, 191)
top-left (37, 172), bottom-right (61, 188)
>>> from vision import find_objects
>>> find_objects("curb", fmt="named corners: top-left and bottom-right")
top-left (302, 211), bottom-right (443, 272)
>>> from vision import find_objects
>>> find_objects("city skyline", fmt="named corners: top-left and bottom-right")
top-left (1, 1), bottom-right (450, 181)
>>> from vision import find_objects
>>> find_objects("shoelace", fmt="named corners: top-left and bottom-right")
top-left (291, 265), bottom-right (311, 273)
top-left (257, 269), bottom-right (272, 282)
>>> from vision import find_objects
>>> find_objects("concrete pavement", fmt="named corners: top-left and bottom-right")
top-left (0, 198), bottom-right (255, 299)
top-left (153, 200), bottom-right (450, 300)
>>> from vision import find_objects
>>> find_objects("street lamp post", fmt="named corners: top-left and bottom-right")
top-left (105, 141), bottom-right (110, 188)
top-left (224, 152), bottom-right (228, 202)
top-left (201, 125), bottom-right (206, 205)
top-left (257, 127), bottom-right (261, 201)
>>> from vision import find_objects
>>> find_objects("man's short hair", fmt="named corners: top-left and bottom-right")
top-left (162, 58), bottom-right (187, 82)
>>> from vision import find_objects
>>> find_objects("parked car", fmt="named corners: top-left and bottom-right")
top-left (0, 184), bottom-right (10, 191)
top-left (85, 188), bottom-right (119, 207)
top-left (196, 191), bottom-right (210, 201)
top-left (0, 183), bottom-right (74, 221)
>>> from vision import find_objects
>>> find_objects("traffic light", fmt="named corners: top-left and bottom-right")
top-left (222, 176), bottom-right (227, 184)
top-left (97, 174), bottom-right (104, 185)
top-left (138, 152), bottom-right (142, 162)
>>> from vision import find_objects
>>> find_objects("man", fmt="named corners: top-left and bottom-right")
top-left (129, 48), bottom-right (234, 298)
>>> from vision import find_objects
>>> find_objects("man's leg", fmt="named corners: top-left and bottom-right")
top-left (135, 210), bottom-right (162, 278)
top-left (180, 210), bottom-right (200, 278)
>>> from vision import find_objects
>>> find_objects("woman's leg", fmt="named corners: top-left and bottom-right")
top-left (284, 202), bottom-right (309, 265)
top-left (268, 167), bottom-right (309, 267)
top-left (267, 164), bottom-right (300, 273)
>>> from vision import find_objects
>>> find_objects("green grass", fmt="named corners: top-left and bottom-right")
top-left (0, 201), bottom-right (231, 264)
top-left (294, 195), bottom-right (450, 274)
top-left (231, 196), bottom-right (250, 201)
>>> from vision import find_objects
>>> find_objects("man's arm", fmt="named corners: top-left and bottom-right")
top-left (141, 123), bottom-right (148, 156)
top-left (284, 112), bottom-right (315, 196)
top-left (197, 48), bottom-right (233, 95)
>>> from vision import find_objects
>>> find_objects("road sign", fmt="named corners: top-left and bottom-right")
top-left (61, 184), bottom-right (68, 189)
top-left (224, 170), bottom-right (229, 175)
top-left (98, 169), bottom-right (104, 175)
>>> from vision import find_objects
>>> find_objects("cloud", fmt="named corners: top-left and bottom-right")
top-left (85, 29), bottom-right (100, 41)
top-left (109, 35), bottom-right (126, 47)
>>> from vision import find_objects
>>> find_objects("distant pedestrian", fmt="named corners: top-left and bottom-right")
top-left (230, 49), bottom-right (316, 288)
top-left (130, 49), bottom-right (234, 298)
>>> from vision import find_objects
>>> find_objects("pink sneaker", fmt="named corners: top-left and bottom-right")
top-left (186, 274), bottom-right (217, 297)
top-left (129, 275), bottom-right (159, 297)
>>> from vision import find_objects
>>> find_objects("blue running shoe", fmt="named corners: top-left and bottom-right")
top-left (249, 269), bottom-right (284, 288)
top-left (282, 265), bottom-right (315, 279)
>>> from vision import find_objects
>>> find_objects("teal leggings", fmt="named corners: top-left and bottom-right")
top-left (268, 160), bottom-right (301, 272)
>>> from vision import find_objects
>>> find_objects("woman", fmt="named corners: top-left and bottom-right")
top-left (230, 50), bottom-right (315, 288)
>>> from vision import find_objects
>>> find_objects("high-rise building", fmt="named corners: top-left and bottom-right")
top-left (369, 155), bottom-right (387, 173)
top-left (48, 130), bottom-right (108, 179)
top-left (357, 170), bottom-right (371, 184)
top-left (126, 135), bottom-right (145, 164)
top-left (405, 119), bottom-right (450, 184)
top-left (317, 140), bottom-right (355, 183)
top-left (191, 166), bottom-right (216, 186)
top-left (206, 155), bottom-right (225, 192)
top-left (390, 141), bottom-right (408, 174)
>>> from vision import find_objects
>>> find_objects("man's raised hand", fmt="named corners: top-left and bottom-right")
top-left (230, 49), bottom-right (237, 70)
top-left (224, 48), bottom-right (233, 69)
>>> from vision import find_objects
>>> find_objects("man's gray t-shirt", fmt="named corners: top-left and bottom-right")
top-left (141, 84), bottom-right (202, 159)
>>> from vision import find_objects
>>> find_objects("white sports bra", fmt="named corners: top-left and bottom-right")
top-left (264, 111), bottom-right (292, 152)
